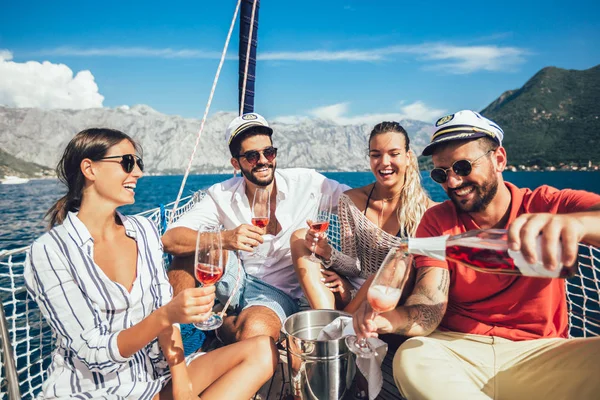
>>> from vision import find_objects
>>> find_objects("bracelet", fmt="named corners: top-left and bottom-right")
top-left (317, 251), bottom-right (335, 269)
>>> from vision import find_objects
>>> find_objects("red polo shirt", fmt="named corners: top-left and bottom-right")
top-left (415, 182), bottom-right (600, 340)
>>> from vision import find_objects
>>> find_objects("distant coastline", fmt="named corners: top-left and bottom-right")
top-left (506, 161), bottom-right (600, 172)
top-left (5, 162), bottom-right (600, 181)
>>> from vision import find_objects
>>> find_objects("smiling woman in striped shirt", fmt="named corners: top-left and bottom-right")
top-left (24, 128), bottom-right (277, 400)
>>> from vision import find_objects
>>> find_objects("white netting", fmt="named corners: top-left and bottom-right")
top-left (1, 201), bottom-right (599, 399)
top-left (0, 250), bottom-right (52, 399)
top-left (566, 244), bottom-right (600, 337)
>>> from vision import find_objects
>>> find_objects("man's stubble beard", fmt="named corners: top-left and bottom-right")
top-left (240, 162), bottom-right (277, 187)
top-left (449, 170), bottom-right (499, 214)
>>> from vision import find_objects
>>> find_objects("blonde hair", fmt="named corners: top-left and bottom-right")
top-left (369, 122), bottom-right (430, 237)
top-left (396, 149), bottom-right (429, 236)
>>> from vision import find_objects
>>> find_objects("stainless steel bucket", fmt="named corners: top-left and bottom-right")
top-left (282, 310), bottom-right (356, 400)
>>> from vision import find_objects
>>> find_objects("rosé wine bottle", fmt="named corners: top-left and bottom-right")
top-left (403, 229), bottom-right (574, 279)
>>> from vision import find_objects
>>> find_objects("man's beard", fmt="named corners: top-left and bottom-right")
top-left (447, 175), bottom-right (498, 213)
top-left (240, 162), bottom-right (276, 186)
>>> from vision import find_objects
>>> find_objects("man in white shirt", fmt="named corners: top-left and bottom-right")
top-left (163, 113), bottom-right (349, 344)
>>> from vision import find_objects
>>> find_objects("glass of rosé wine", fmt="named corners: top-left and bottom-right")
top-left (250, 188), bottom-right (270, 258)
top-left (304, 194), bottom-right (332, 262)
top-left (346, 247), bottom-right (413, 358)
top-left (193, 228), bottom-right (225, 330)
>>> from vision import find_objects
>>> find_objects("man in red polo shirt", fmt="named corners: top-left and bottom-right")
top-left (352, 110), bottom-right (600, 399)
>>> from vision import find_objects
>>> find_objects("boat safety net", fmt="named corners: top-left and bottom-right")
top-left (1, 194), bottom-right (599, 399)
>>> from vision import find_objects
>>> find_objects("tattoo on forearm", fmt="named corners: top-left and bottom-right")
top-left (395, 268), bottom-right (449, 336)
top-left (437, 269), bottom-right (449, 296)
top-left (395, 302), bottom-right (446, 336)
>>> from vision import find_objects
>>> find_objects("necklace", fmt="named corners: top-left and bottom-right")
top-left (372, 183), bottom-right (402, 230)
top-left (373, 183), bottom-right (402, 202)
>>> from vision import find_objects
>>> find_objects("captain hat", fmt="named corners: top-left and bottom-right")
top-left (422, 110), bottom-right (504, 156)
top-left (226, 113), bottom-right (273, 145)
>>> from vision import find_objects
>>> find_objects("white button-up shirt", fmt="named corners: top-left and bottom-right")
top-left (168, 168), bottom-right (349, 299)
top-left (24, 212), bottom-right (172, 399)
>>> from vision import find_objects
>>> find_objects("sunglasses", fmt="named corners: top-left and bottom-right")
top-left (237, 146), bottom-right (278, 166)
top-left (98, 154), bottom-right (144, 173)
top-left (430, 150), bottom-right (493, 184)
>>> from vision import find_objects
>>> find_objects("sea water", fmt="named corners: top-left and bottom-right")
top-left (1, 171), bottom-right (600, 250)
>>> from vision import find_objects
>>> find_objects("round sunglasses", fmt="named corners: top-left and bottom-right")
top-left (430, 150), bottom-right (493, 184)
top-left (236, 146), bottom-right (277, 166)
top-left (98, 154), bottom-right (144, 173)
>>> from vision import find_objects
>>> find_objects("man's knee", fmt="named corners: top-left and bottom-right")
top-left (234, 307), bottom-right (282, 342)
top-left (393, 337), bottom-right (433, 397)
top-left (167, 255), bottom-right (195, 295)
top-left (168, 254), bottom-right (194, 272)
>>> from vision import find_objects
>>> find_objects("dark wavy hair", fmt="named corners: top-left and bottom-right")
top-left (46, 128), bottom-right (141, 228)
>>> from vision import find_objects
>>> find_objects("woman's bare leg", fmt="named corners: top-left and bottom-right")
top-left (185, 335), bottom-right (278, 399)
top-left (290, 228), bottom-right (336, 309)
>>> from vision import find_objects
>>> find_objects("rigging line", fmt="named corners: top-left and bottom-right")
top-left (168, 0), bottom-right (242, 224)
top-left (239, 0), bottom-right (258, 116)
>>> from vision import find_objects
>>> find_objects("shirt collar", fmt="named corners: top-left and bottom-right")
top-left (504, 181), bottom-right (524, 227)
top-left (64, 211), bottom-right (137, 248)
top-left (231, 169), bottom-right (287, 204)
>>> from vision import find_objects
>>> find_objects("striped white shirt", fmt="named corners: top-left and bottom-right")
top-left (24, 212), bottom-right (173, 400)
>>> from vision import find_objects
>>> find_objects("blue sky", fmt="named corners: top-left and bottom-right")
top-left (1, 0), bottom-right (599, 123)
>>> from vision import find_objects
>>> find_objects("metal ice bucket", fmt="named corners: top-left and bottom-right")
top-left (282, 310), bottom-right (356, 400)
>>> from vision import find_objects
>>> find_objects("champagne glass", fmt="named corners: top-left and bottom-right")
top-left (193, 228), bottom-right (225, 330)
top-left (304, 194), bottom-right (332, 262)
top-left (250, 188), bottom-right (270, 258)
top-left (346, 247), bottom-right (412, 358)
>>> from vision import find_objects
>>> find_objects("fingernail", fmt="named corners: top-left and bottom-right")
top-left (320, 278), bottom-right (325, 282)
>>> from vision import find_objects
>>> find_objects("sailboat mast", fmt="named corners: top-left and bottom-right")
top-left (238, 0), bottom-right (260, 115)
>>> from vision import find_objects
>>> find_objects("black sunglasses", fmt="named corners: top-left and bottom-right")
top-left (98, 154), bottom-right (144, 173)
top-left (430, 150), bottom-right (493, 184)
top-left (237, 146), bottom-right (277, 166)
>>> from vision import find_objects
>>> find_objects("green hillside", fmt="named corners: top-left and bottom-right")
top-left (0, 148), bottom-right (54, 178)
top-left (481, 65), bottom-right (600, 167)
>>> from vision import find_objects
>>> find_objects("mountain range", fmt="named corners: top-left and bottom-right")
top-left (0, 105), bottom-right (432, 176)
top-left (1, 64), bottom-right (599, 178)
top-left (482, 65), bottom-right (600, 166)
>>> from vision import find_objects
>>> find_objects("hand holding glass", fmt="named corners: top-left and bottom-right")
top-left (193, 229), bottom-right (225, 330)
top-left (305, 194), bottom-right (332, 262)
top-left (346, 247), bottom-right (412, 358)
top-left (250, 188), bottom-right (270, 258)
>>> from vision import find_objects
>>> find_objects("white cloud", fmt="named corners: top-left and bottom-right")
top-left (32, 41), bottom-right (528, 73)
top-left (407, 44), bottom-right (527, 73)
top-left (0, 50), bottom-right (104, 109)
top-left (38, 46), bottom-right (224, 59)
top-left (275, 101), bottom-right (446, 125)
top-left (260, 50), bottom-right (384, 62)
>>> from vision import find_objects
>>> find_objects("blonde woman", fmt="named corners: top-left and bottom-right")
top-left (291, 122), bottom-right (435, 311)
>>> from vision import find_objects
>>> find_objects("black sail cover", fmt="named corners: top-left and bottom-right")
top-left (238, 0), bottom-right (260, 115)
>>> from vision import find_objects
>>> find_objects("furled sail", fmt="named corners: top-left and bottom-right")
top-left (238, 0), bottom-right (260, 115)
